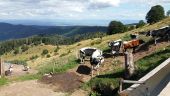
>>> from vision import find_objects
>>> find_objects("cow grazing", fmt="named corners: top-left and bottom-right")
top-left (146, 26), bottom-right (170, 45)
top-left (90, 49), bottom-right (104, 77)
top-left (79, 47), bottom-right (97, 64)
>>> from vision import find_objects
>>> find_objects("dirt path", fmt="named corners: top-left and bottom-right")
top-left (0, 80), bottom-right (66, 96)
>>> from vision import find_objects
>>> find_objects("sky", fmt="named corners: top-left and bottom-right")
top-left (0, 0), bottom-right (170, 26)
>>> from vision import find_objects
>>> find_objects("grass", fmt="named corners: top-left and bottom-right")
top-left (10, 74), bottom-right (41, 82)
top-left (0, 77), bottom-right (8, 86)
top-left (38, 57), bottom-right (78, 75)
top-left (134, 46), bottom-right (170, 79)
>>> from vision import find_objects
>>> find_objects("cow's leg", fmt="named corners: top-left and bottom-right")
top-left (154, 38), bottom-right (157, 45)
top-left (97, 68), bottom-right (99, 76)
top-left (91, 65), bottom-right (94, 78)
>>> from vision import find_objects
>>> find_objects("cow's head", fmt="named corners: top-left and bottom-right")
top-left (139, 39), bottom-right (145, 44)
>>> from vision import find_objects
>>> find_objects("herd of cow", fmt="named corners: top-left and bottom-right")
top-left (78, 25), bottom-right (170, 75)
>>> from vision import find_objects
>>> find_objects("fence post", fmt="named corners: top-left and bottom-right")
top-left (124, 49), bottom-right (135, 79)
top-left (0, 58), bottom-right (5, 77)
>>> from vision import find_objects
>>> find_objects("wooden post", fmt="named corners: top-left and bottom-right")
top-left (119, 78), bottom-right (123, 92)
top-left (124, 49), bottom-right (135, 79)
top-left (0, 58), bottom-right (5, 77)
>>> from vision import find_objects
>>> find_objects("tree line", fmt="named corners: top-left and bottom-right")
top-left (107, 5), bottom-right (169, 35)
top-left (0, 32), bottom-right (106, 55)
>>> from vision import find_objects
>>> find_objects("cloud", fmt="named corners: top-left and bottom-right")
top-left (88, 0), bottom-right (120, 9)
top-left (0, 0), bottom-right (169, 21)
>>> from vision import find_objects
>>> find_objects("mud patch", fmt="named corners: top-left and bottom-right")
top-left (76, 65), bottom-right (91, 75)
top-left (39, 72), bottom-right (83, 92)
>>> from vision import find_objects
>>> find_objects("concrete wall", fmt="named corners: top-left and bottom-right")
top-left (120, 58), bottom-right (170, 96)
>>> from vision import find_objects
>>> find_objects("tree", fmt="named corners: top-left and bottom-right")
top-left (136, 20), bottom-right (146, 28)
top-left (167, 10), bottom-right (170, 16)
top-left (107, 21), bottom-right (127, 35)
top-left (146, 5), bottom-right (165, 24)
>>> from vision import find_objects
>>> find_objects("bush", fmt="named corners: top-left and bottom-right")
top-left (54, 46), bottom-right (60, 52)
top-left (46, 54), bottom-right (51, 58)
top-left (14, 48), bottom-right (20, 54)
top-left (30, 55), bottom-right (39, 60)
top-left (21, 45), bottom-right (29, 52)
top-left (41, 49), bottom-right (48, 55)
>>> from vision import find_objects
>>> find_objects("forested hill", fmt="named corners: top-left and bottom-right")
top-left (0, 22), bottom-right (107, 41)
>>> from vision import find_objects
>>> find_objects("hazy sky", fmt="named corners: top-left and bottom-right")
top-left (0, 0), bottom-right (170, 25)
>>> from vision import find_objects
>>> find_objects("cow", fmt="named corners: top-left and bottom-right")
top-left (109, 39), bottom-right (145, 55)
top-left (79, 47), bottom-right (97, 64)
top-left (5, 64), bottom-right (13, 76)
top-left (146, 26), bottom-right (170, 45)
top-left (90, 49), bottom-right (104, 77)
top-left (108, 39), bottom-right (123, 55)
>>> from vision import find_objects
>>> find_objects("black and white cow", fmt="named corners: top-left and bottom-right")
top-left (90, 49), bottom-right (104, 76)
top-left (79, 47), bottom-right (97, 64)
top-left (146, 26), bottom-right (170, 44)
top-left (108, 39), bottom-right (123, 55)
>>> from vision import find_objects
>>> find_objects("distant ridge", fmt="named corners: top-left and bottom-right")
top-left (0, 22), bottom-right (107, 41)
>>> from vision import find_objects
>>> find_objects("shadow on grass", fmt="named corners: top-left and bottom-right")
top-left (96, 71), bottom-right (124, 79)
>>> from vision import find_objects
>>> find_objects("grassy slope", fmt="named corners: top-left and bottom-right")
top-left (0, 17), bottom-right (170, 91)
top-left (2, 17), bottom-right (170, 68)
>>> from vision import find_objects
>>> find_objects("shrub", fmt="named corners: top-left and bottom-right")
top-left (54, 46), bottom-right (60, 52)
top-left (41, 49), bottom-right (48, 55)
top-left (46, 54), bottom-right (51, 58)
top-left (14, 48), bottom-right (20, 54)
top-left (30, 55), bottom-right (39, 60)
top-left (21, 45), bottom-right (29, 52)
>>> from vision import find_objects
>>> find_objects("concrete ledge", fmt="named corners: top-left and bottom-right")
top-left (120, 58), bottom-right (170, 96)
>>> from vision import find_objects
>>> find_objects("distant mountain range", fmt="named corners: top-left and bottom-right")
top-left (0, 22), bottom-right (107, 41)
top-left (0, 19), bottom-right (139, 26)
